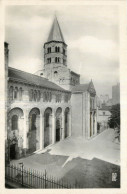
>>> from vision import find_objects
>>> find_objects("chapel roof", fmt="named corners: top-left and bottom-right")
top-left (47, 16), bottom-right (65, 43)
top-left (71, 81), bottom-right (96, 94)
top-left (71, 84), bottom-right (89, 92)
top-left (8, 67), bottom-right (70, 92)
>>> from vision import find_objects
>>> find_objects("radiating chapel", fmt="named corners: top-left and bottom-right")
top-left (5, 16), bottom-right (98, 161)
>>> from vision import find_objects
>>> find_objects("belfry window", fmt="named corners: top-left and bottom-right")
top-left (55, 47), bottom-right (60, 53)
top-left (55, 57), bottom-right (60, 63)
top-left (47, 47), bottom-right (51, 53)
top-left (63, 49), bottom-right (65, 55)
top-left (47, 58), bottom-right (51, 64)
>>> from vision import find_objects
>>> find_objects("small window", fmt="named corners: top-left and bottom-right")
top-left (47, 58), bottom-right (51, 64)
top-left (34, 90), bottom-right (37, 101)
top-left (12, 115), bottom-right (18, 130)
top-left (37, 90), bottom-right (41, 102)
top-left (29, 89), bottom-right (33, 101)
top-left (63, 49), bottom-right (65, 55)
top-left (19, 87), bottom-right (22, 101)
top-left (14, 87), bottom-right (18, 99)
top-left (9, 86), bottom-right (13, 101)
top-left (55, 46), bottom-right (60, 53)
top-left (47, 47), bottom-right (51, 53)
top-left (103, 112), bottom-right (105, 116)
top-left (55, 57), bottom-right (60, 63)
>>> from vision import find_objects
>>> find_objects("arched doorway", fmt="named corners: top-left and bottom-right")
top-left (56, 108), bottom-right (62, 142)
top-left (28, 108), bottom-right (40, 153)
top-left (44, 108), bottom-right (52, 148)
top-left (8, 108), bottom-right (24, 160)
top-left (65, 107), bottom-right (70, 138)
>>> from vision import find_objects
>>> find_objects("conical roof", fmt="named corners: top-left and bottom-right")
top-left (47, 16), bottom-right (65, 43)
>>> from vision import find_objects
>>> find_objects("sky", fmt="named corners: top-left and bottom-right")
top-left (5, 5), bottom-right (120, 97)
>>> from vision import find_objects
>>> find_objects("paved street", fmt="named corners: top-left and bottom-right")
top-left (11, 128), bottom-right (120, 188)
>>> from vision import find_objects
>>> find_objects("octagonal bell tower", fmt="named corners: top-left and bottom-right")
top-left (43, 16), bottom-right (68, 81)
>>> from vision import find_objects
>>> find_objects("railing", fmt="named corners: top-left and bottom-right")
top-left (5, 164), bottom-right (77, 188)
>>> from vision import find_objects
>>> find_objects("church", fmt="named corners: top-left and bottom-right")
top-left (5, 16), bottom-right (98, 161)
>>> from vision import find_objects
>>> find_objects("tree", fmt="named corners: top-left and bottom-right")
top-left (108, 104), bottom-right (120, 131)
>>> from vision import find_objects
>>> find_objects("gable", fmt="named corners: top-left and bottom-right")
top-left (87, 81), bottom-right (96, 95)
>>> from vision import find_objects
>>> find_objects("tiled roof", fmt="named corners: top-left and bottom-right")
top-left (47, 16), bottom-right (65, 43)
top-left (8, 67), bottom-right (70, 92)
top-left (71, 84), bottom-right (89, 92)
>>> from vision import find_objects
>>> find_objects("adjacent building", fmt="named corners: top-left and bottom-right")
top-left (97, 108), bottom-right (111, 133)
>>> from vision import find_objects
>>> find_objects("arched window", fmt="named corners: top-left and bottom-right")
top-left (54, 71), bottom-right (58, 77)
top-left (14, 87), bottom-right (18, 99)
top-left (47, 47), bottom-right (51, 53)
top-left (55, 57), bottom-right (60, 63)
top-left (47, 58), bottom-right (51, 64)
top-left (55, 47), bottom-right (57, 52)
top-left (34, 90), bottom-right (37, 101)
top-left (37, 90), bottom-right (41, 102)
top-left (9, 86), bottom-right (13, 101)
top-left (49, 92), bottom-right (52, 102)
top-left (55, 47), bottom-right (60, 53)
top-left (63, 49), bottom-right (65, 55)
top-left (19, 87), bottom-right (22, 101)
top-left (55, 57), bottom-right (57, 63)
top-left (29, 89), bottom-right (33, 101)
top-left (58, 47), bottom-right (60, 52)
top-left (12, 115), bottom-right (18, 130)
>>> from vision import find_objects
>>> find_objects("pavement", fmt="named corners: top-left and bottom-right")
top-left (38, 128), bottom-right (120, 166)
top-left (10, 128), bottom-right (120, 188)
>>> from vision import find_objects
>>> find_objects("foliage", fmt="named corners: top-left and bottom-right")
top-left (108, 104), bottom-right (120, 130)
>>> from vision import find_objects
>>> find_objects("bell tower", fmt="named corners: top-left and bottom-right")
top-left (44, 16), bottom-right (67, 68)
top-left (42, 15), bottom-right (80, 90)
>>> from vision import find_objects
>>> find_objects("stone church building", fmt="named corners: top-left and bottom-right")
top-left (5, 16), bottom-right (97, 161)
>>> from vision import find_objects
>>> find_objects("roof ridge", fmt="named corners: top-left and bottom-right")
top-left (8, 67), bottom-right (48, 80)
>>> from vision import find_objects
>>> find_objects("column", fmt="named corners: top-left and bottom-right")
top-left (52, 110), bottom-right (56, 144)
top-left (91, 112), bottom-right (94, 136)
top-left (40, 110), bottom-right (44, 150)
top-left (69, 109), bottom-right (72, 137)
top-left (61, 111), bottom-right (65, 140)
top-left (23, 109), bottom-right (29, 151)
top-left (94, 112), bottom-right (97, 135)
top-left (49, 114), bottom-right (52, 144)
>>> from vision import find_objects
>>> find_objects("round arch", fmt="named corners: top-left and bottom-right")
top-left (28, 108), bottom-right (40, 153)
top-left (64, 107), bottom-right (70, 138)
top-left (55, 107), bottom-right (62, 142)
top-left (8, 108), bottom-right (24, 160)
top-left (44, 107), bottom-right (52, 148)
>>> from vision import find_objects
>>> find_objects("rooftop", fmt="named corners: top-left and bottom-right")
top-left (8, 67), bottom-right (70, 92)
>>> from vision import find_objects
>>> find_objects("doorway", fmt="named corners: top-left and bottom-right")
top-left (10, 144), bottom-right (16, 160)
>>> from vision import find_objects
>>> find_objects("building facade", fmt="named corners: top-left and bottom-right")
top-left (97, 109), bottom-right (111, 133)
top-left (71, 82), bottom-right (97, 138)
top-left (5, 16), bottom-right (97, 161)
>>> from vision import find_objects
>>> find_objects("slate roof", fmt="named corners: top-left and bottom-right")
top-left (47, 16), bottom-right (65, 43)
top-left (8, 67), bottom-right (70, 92)
top-left (71, 84), bottom-right (89, 93)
